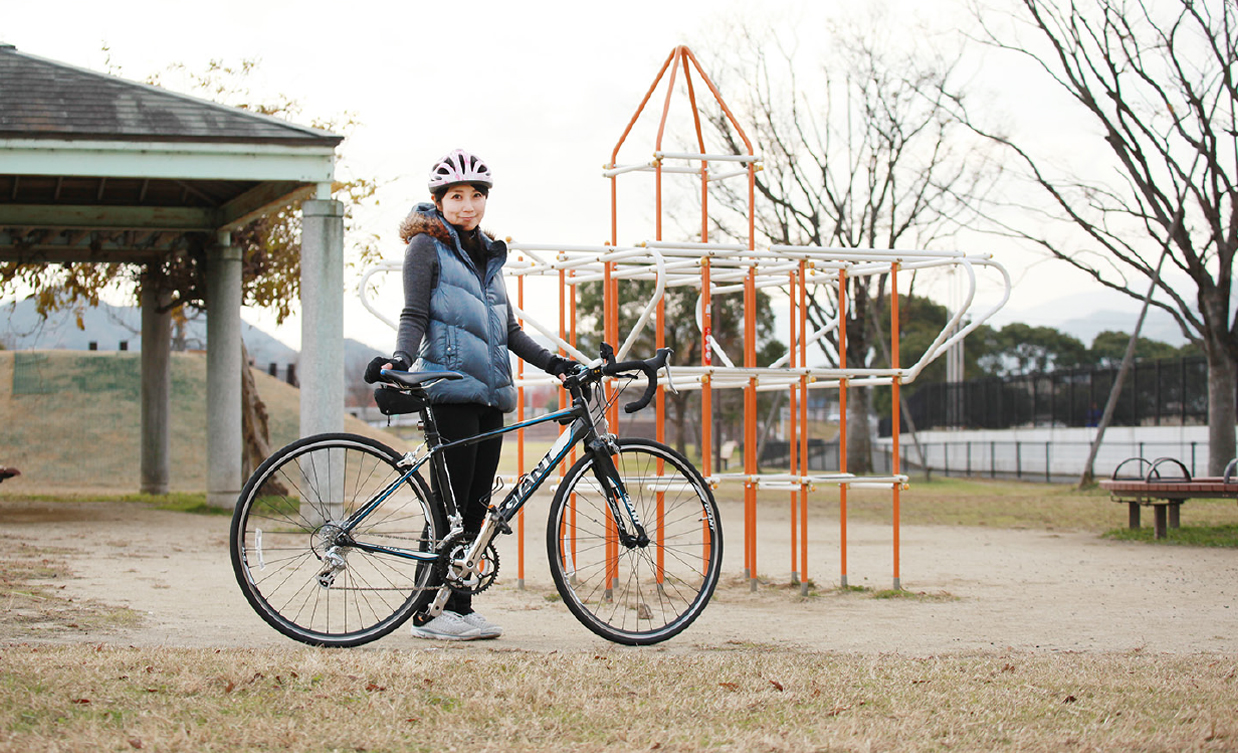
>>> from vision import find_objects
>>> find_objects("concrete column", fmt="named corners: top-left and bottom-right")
top-left (140, 271), bottom-right (172, 494)
top-left (300, 196), bottom-right (345, 438)
top-left (206, 232), bottom-right (243, 508)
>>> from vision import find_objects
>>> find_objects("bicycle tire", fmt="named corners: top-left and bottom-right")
top-left (546, 438), bottom-right (722, 645)
top-left (230, 433), bottom-right (445, 647)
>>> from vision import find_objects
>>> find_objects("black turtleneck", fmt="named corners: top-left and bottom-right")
top-left (456, 225), bottom-right (488, 277)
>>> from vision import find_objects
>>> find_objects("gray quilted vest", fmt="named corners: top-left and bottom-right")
top-left (415, 212), bottom-right (517, 412)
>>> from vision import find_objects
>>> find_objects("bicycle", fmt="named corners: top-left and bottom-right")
top-left (229, 343), bottom-right (723, 647)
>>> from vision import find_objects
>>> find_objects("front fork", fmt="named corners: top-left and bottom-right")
top-left (588, 438), bottom-right (649, 548)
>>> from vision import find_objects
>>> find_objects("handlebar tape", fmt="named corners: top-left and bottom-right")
top-left (602, 349), bottom-right (671, 413)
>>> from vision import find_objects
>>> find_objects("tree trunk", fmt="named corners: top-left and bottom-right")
top-left (1199, 284), bottom-right (1236, 476)
top-left (1205, 342), bottom-right (1237, 477)
top-left (754, 391), bottom-right (785, 473)
top-left (241, 341), bottom-right (283, 494)
top-left (847, 386), bottom-right (875, 474)
top-left (671, 392), bottom-right (689, 458)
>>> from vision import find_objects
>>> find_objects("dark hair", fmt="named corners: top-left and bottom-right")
top-left (432, 182), bottom-right (491, 203)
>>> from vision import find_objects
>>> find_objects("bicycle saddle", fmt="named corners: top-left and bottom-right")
top-left (381, 369), bottom-right (465, 388)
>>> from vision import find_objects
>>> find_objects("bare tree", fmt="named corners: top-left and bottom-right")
top-left (956, 0), bottom-right (1238, 474)
top-left (699, 11), bottom-right (997, 472)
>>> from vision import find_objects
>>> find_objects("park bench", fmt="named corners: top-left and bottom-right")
top-left (1099, 456), bottom-right (1238, 539)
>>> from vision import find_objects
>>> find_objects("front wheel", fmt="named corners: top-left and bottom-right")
top-left (546, 438), bottom-right (722, 645)
top-left (230, 433), bottom-right (445, 647)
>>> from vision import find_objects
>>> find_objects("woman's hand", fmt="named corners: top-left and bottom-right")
top-left (547, 355), bottom-right (580, 383)
top-left (364, 355), bottom-right (409, 384)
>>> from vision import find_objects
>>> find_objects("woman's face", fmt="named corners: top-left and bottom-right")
top-left (436, 183), bottom-right (487, 232)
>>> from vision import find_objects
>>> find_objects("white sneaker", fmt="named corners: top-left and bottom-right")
top-left (409, 611), bottom-right (482, 641)
top-left (460, 611), bottom-right (503, 639)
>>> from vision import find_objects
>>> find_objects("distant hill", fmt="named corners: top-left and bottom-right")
top-left (0, 350), bottom-right (408, 494)
top-left (0, 298), bottom-right (298, 364)
top-left (988, 286), bottom-right (1191, 347)
top-left (1, 298), bottom-right (386, 396)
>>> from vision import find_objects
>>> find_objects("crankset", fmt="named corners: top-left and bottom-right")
top-left (435, 530), bottom-right (500, 596)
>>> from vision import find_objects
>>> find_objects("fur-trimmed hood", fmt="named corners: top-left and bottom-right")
top-left (398, 202), bottom-right (498, 247)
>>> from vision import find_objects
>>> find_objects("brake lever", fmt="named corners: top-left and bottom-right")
top-left (662, 364), bottom-right (679, 396)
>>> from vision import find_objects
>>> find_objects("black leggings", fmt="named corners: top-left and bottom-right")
top-left (430, 402), bottom-right (504, 613)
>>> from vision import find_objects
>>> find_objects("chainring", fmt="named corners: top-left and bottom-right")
top-left (434, 531), bottom-right (500, 596)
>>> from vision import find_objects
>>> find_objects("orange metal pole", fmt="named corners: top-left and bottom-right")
top-left (570, 272), bottom-right (578, 571)
top-left (891, 262), bottom-right (902, 590)
top-left (798, 261), bottom-right (809, 593)
top-left (700, 257), bottom-right (712, 478)
top-left (604, 259), bottom-right (618, 594)
top-left (789, 269), bottom-right (799, 582)
top-left (557, 267), bottom-right (568, 573)
top-left (610, 47), bottom-right (679, 167)
top-left (743, 157), bottom-right (757, 589)
top-left (653, 53), bottom-right (681, 152)
top-left (655, 139), bottom-right (667, 584)
top-left (516, 272), bottom-right (526, 588)
top-left (838, 268), bottom-right (849, 588)
top-left (744, 260), bottom-right (757, 588)
top-left (682, 47), bottom-right (755, 153)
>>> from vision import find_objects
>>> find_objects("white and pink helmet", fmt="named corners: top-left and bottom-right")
top-left (428, 149), bottom-right (493, 191)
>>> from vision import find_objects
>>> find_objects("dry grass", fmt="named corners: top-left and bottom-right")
top-left (1, 644), bottom-right (1235, 752)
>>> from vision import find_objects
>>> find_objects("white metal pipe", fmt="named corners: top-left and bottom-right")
top-left (645, 240), bottom-right (750, 252)
top-left (616, 247), bottom-right (666, 361)
top-left (654, 151), bottom-right (759, 162)
top-left (708, 168), bottom-right (755, 182)
top-left (602, 162), bottom-right (654, 178)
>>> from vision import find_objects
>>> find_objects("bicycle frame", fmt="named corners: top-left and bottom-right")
top-left (339, 387), bottom-right (642, 565)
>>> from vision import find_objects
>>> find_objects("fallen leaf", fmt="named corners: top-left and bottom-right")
top-left (72, 698), bottom-right (90, 705)
top-left (366, 683), bottom-right (386, 692)
top-left (768, 679), bottom-right (784, 691)
top-left (1064, 695), bottom-right (1078, 704)
top-left (224, 681), bottom-right (235, 694)
top-left (129, 739), bottom-right (143, 749)
top-left (719, 682), bottom-right (739, 692)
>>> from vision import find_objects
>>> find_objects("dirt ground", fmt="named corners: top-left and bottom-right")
top-left (2, 496), bottom-right (1236, 655)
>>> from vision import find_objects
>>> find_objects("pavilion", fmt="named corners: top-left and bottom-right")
top-left (0, 43), bottom-right (347, 506)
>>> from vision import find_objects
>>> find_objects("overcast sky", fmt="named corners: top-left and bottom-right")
top-left (2, 0), bottom-right (1167, 353)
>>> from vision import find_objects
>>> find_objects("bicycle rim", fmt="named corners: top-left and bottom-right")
top-left (230, 433), bottom-right (443, 647)
top-left (547, 438), bottom-right (722, 645)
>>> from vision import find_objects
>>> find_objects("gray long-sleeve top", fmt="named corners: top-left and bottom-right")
top-left (392, 233), bottom-right (557, 374)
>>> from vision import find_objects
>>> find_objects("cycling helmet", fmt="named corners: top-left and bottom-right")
top-left (428, 149), bottom-right (493, 190)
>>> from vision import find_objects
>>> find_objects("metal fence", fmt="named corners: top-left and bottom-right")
top-left (903, 355), bottom-right (1209, 432)
top-left (874, 438), bottom-right (1210, 484)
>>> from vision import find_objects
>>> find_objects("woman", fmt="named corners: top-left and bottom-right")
top-left (365, 149), bottom-right (575, 641)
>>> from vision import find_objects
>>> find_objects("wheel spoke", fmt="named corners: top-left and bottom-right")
top-left (230, 434), bottom-right (444, 647)
top-left (547, 439), bottom-right (721, 645)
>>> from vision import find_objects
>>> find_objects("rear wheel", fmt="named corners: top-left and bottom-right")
top-left (230, 433), bottom-right (445, 647)
top-left (546, 438), bottom-right (722, 645)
